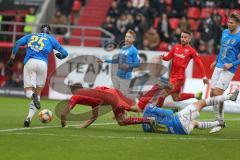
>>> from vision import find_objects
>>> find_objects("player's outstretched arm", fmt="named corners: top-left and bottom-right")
top-left (160, 47), bottom-right (174, 61)
top-left (7, 34), bottom-right (31, 68)
top-left (80, 107), bottom-right (99, 128)
top-left (193, 53), bottom-right (209, 84)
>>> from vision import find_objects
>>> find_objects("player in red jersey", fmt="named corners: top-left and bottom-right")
top-left (60, 84), bottom-right (154, 128)
top-left (155, 31), bottom-right (209, 107)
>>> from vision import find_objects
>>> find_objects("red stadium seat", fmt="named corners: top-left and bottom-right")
top-left (158, 42), bottom-right (169, 51)
top-left (72, 0), bottom-right (81, 12)
top-left (153, 17), bottom-right (160, 29)
top-left (187, 7), bottom-right (200, 19)
top-left (230, 9), bottom-right (240, 14)
top-left (201, 8), bottom-right (212, 18)
top-left (217, 8), bottom-right (227, 25)
top-left (169, 18), bottom-right (180, 30)
top-left (165, 0), bottom-right (172, 6)
top-left (189, 20), bottom-right (200, 31)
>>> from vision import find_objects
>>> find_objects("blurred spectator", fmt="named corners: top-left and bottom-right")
top-left (155, 0), bottom-right (167, 16)
top-left (143, 26), bottom-right (160, 50)
top-left (115, 14), bottom-right (129, 43)
top-left (132, 0), bottom-right (145, 9)
top-left (126, 14), bottom-right (135, 30)
top-left (51, 11), bottom-right (68, 35)
top-left (102, 16), bottom-right (115, 35)
top-left (132, 13), bottom-right (148, 49)
top-left (140, 0), bottom-right (156, 25)
top-left (178, 16), bottom-right (190, 31)
top-left (124, 1), bottom-right (136, 15)
top-left (157, 13), bottom-right (171, 42)
top-left (108, 1), bottom-right (121, 18)
top-left (0, 14), bottom-right (2, 31)
top-left (205, 0), bottom-right (215, 8)
top-left (212, 13), bottom-right (224, 55)
top-left (172, 0), bottom-right (185, 18)
top-left (188, 0), bottom-right (204, 8)
top-left (170, 27), bottom-right (181, 45)
top-left (56, 0), bottom-right (74, 16)
top-left (23, 7), bottom-right (36, 33)
top-left (198, 42), bottom-right (209, 55)
top-left (8, 62), bottom-right (23, 88)
top-left (0, 61), bottom-right (11, 87)
top-left (197, 11), bottom-right (214, 53)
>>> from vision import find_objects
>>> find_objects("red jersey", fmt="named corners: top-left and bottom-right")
top-left (162, 44), bottom-right (206, 81)
top-left (69, 87), bottom-right (135, 118)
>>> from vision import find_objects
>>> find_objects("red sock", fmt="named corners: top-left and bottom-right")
top-left (178, 93), bottom-right (194, 101)
top-left (121, 117), bottom-right (150, 125)
top-left (138, 84), bottom-right (160, 110)
top-left (156, 96), bottom-right (165, 107)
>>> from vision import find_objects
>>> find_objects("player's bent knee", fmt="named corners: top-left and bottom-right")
top-left (25, 90), bottom-right (33, 99)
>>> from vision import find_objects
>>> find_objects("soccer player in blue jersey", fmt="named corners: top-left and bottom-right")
top-left (98, 29), bottom-right (140, 100)
top-left (209, 13), bottom-right (240, 133)
top-left (7, 24), bottom-right (68, 127)
top-left (142, 90), bottom-right (239, 135)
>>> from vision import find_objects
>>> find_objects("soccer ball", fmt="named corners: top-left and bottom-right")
top-left (39, 109), bottom-right (53, 123)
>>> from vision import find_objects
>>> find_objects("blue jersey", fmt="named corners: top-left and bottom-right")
top-left (216, 29), bottom-right (240, 73)
top-left (12, 33), bottom-right (68, 65)
top-left (142, 104), bottom-right (187, 135)
top-left (105, 45), bottom-right (140, 79)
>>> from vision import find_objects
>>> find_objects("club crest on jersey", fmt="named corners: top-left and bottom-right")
top-left (175, 53), bottom-right (185, 59)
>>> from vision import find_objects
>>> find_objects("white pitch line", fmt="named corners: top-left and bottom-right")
top-left (0, 118), bottom-right (240, 133)
top-left (0, 122), bottom-right (117, 132)
top-left (4, 132), bottom-right (240, 141)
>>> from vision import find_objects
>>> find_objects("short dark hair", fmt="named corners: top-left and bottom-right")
top-left (182, 31), bottom-right (192, 35)
top-left (126, 29), bottom-right (136, 39)
top-left (40, 24), bottom-right (51, 34)
top-left (229, 12), bottom-right (240, 23)
top-left (139, 53), bottom-right (147, 62)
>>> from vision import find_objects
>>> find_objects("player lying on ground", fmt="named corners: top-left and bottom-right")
top-left (156, 31), bottom-right (209, 107)
top-left (61, 85), bottom-right (158, 128)
top-left (7, 24), bottom-right (68, 127)
top-left (142, 90), bottom-right (239, 135)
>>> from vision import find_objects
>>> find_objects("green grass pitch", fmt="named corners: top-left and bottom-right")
top-left (0, 96), bottom-right (240, 160)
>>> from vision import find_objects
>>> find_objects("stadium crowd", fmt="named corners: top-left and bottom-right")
top-left (102, 0), bottom-right (240, 54)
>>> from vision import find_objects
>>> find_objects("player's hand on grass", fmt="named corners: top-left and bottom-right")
top-left (223, 63), bottom-right (233, 70)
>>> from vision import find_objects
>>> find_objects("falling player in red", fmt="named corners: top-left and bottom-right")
top-left (155, 31), bottom-right (209, 107)
top-left (61, 85), bottom-right (154, 128)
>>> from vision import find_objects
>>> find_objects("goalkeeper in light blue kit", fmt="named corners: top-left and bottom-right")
top-left (209, 13), bottom-right (240, 133)
top-left (98, 29), bottom-right (140, 100)
top-left (7, 24), bottom-right (68, 127)
top-left (142, 90), bottom-right (239, 135)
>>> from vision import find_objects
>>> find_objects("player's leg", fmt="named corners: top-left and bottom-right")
top-left (23, 59), bottom-right (39, 127)
top-left (114, 109), bottom-right (153, 126)
top-left (192, 120), bottom-right (224, 129)
top-left (171, 80), bottom-right (202, 101)
top-left (177, 90), bottom-right (238, 134)
top-left (137, 84), bottom-right (162, 110)
top-left (210, 68), bottom-right (234, 133)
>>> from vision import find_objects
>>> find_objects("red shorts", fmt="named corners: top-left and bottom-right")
top-left (169, 78), bottom-right (185, 93)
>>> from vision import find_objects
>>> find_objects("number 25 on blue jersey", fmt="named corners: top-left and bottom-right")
top-left (28, 35), bottom-right (47, 51)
